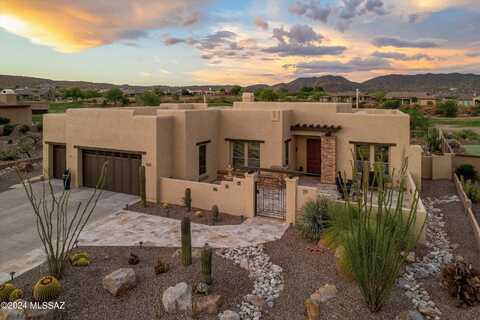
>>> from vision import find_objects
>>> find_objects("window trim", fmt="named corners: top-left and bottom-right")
top-left (230, 140), bottom-right (261, 169)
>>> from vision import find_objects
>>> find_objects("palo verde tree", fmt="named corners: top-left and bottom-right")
top-left (18, 163), bottom-right (108, 279)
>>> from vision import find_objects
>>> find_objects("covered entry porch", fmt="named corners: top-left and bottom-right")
top-left (290, 124), bottom-right (341, 185)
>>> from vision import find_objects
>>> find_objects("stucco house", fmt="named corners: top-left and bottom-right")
top-left (385, 92), bottom-right (438, 106)
top-left (0, 89), bottom-right (32, 125)
top-left (42, 93), bottom-right (422, 223)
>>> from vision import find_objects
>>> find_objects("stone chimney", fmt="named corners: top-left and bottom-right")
top-left (242, 92), bottom-right (254, 102)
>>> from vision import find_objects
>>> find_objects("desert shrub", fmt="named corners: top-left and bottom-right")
top-left (441, 260), bottom-right (480, 307)
top-left (2, 124), bottom-right (15, 136)
top-left (0, 147), bottom-right (19, 161)
top-left (383, 99), bottom-right (401, 109)
top-left (462, 179), bottom-right (480, 203)
top-left (456, 164), bottom-right (477, 181)
top-left (332, 161), bottom-right (419, 312)
top-left (36, 122), bottom-right (43, 132)
top-left (323, 201), bottom-right (361, 248)
top-left (0, 117), bottom-right (10, 125)
top-left (298, 196), bottom-right (330, 241)
top-left (452, 129), bottom-right (480, 142)
top-left (425, 127), bottom-right (443, 154)
top-left (18, 124), bottom-right (30, 134)
top-left (437, 100), bottom-right (458, 117)
top-left (137, 91), bottom-right (161, 106)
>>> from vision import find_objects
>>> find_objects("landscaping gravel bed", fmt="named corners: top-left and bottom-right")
top-left (262, 228), bottom-right (412, 320)
top-left (0, 162), bottom-right (43, 192)
top-left (129, 202), bottom-right (244, 226)
top-left (9, 246), bottom-right (252, 320)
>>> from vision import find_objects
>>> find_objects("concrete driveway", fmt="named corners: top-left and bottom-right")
top-left (0, 180), bottom-right (138, 281)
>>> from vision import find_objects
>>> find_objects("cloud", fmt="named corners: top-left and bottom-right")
top-left (272, 24), bottom-right (323, 45)
top-left (372, 51), bottom-right (434, 61)
top-left (0, 0), bottom-right (207, 53)
top-left (291, 57), bottom-right (391, 73)
top-left (372, 36), bottom-right (440, 48)
top-left (465, 51), bottom-right (480, 57)
top-left (289, 1), bottom-right (332, 23)
top-left (263, 44), bottom-right (346, 56)
top-left (254, 16), bottom-right (269, 30)
top-left (162, 35), bottom-right (187, 46)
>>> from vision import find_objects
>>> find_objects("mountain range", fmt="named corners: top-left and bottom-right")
top-left (1, 73), bottom-right (480, 94)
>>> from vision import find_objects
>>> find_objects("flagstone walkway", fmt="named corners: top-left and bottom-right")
top-left (78, 210), bottom-right (290, 248)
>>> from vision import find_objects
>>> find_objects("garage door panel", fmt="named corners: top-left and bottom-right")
top-left (82, 149), bottom-right (141, 195)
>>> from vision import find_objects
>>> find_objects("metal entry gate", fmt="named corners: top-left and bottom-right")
top-left (255, 174), bottom-right (286, 220)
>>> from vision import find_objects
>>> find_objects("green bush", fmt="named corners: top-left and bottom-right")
top-left (437, 100), bottom-right (458, 117)
top-left (323, 201), bottom-right (361, 248)
top-left (137, 91), bottom-right (161, 106)
top-left (18, 124), bottom-right (30, 134)
top-left (2, 124), bottom-right (15, 136)
top-left (0, 117), bottom-right (10, 125)
top-left (456, 164), bottom-right (477, 181)
top-left (462, 179), bottom-right (480, 203)
top-left (298, 196), bottom-right (330, 241)
top-left (383, 99), bottom-right (401, 109)
top-left (0, 147), bottom-right (19, 161)
top-left (451, 129), bottom-right (480, 142)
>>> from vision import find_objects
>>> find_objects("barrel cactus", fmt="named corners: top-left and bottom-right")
top-left (32, 276), bottom-right (60, 302)
top-left (9, 288), bottom-right (23, 302)
top-left (201, 243), bottom-right (213, 285)
top-left (183, 188), bottom-right (192, 211)
top-left (181, 216), bottom-right (192, 266)
top-left (69, 251), bottom-right (90, 266)
top-left (211, 205), bottom-right (219, 224)
top-left (0, 283), bottom-right (15, 302)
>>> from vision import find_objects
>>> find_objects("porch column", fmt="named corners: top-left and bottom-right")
top-left (285, 176), bottom-right (298, 224)
top-left (320, 135), bottom-right (337, 184)
top-left (244, 172), bottom-right (257, 218)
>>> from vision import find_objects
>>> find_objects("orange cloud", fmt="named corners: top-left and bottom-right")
top-left (0, 0), bottom-right (207, 53)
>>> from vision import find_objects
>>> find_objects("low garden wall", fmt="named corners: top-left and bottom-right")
top-left (0, 156), bottom-right (43, 171)
top-left (453, 174), bottom-right (480, 253)
top-left (422, 154), bottom-right (453, 180)
top-left (158, 175), bottom-right (256, 217)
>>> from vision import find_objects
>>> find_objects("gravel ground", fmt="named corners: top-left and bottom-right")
top-left (129, 202), bottom-right (243, 226)
top-left (10, 246), bottom-right (252, 320)
top-left (263, 228), bottom-right (412, 320)
top-left (421, 179), bottom-right (480, 319)
top-left (0, 162), bottom-right (43, 192)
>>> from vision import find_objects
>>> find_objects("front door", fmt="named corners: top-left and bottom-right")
top-left (307, 139), bottom-right (321, 175)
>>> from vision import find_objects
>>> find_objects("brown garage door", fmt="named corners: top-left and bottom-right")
top-left (52, 145), bottom-right (66, 179)
top-left (82, 149), bottom-right (141, 195)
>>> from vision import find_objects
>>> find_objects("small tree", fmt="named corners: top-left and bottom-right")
top-left (18, 163), bottom-right (108, 278)
top-left (255, 88), bottom-right (279, 101)
top-left (437, 100), bottom-right (458, 117)
top-left (229, 85), bottom-right (242, 96)
top-left (383, 99), bottom-right (401, 109)
top-left (137, 91), bottom-right (161, 106)
top-left (104, 88), bottom-right (124, 104)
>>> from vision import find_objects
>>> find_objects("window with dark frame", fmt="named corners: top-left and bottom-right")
top-left (284, 140), bottom-right (289, 166)
top-left (374, 144), bottom-right (390, 175)
top-left (355, 144), bottom-right (370, 172)
top-left (199, 143), bottom-right (207, 176)
top-left (230, 140), bottom-right (261, 169)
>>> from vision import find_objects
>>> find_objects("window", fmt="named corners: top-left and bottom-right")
top-left (198, 144), bottom-right (207, 176)
top-left (284, 140), bottom-right (289, 167)
top-left (231, 141), bottom-right (261, 169)
top-left (374, 145), bottom-right (389, 174)
top-left (355, 144), bottom-right (370, 172)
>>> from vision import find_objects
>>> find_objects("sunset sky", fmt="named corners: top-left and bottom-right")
top-left (0, 0), bottom-right (479, 86)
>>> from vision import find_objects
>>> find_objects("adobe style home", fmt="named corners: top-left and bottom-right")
top-left (42, 92), bottom-right (423, 225)
top-left (0, 90), bottom-right (32, 125)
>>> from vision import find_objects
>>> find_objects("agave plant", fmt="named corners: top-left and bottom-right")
top-left (298, 196), bottom-right (330, 241)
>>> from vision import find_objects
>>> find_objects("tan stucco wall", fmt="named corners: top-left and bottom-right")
top-left (407, 145), bottom-right (423, 189)
top-left (453, 154), bottom-right (480, 175)
top-left (0, 106), bottom-right (32, 125)
top-left (431, 153), bottom-right (453, 180)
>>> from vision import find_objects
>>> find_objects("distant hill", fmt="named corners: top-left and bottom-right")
top-left (1, 73), bottom-right (479, 94)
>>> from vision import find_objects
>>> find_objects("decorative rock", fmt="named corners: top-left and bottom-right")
top-left (195, 210), bottom-right (203, 217)
top-left (193, 294), bottom-right (223, 315)
top-left (310, 284), bottom-right (337, 304)
top-left (395, 310), bottom-right (425, 320)
top-left (102, 268), bottom-right (136, 296)
top-left (218, 310), bottom-right (240, 320)
top-left (304, 298), bottom-right (321, 320)
top-left (406, 252), bottom-right (416, 264)
top-left (162, 282), bottom-right (192, 313)
top-left (194, 281), bottom-right (210, 295)
top-left (0, 307), bottom-right (26, 320)
top-left (128, 253), bottom-right (140, 265)
top-left (245, 294), bottom-right (265, 308)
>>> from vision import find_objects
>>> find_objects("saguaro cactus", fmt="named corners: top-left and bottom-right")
top-left (184, 188), bottom-right (192, 211)
top-left (201, 243), bottom-right (213, 285)
top-left (211, 205), bottom-right (219, 225)
top-left (181, 216), bottom-right (192, 266)
top-left (139, 165), bottom-right (146, 207)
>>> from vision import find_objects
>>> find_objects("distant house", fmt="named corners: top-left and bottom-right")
top-left (0, 90), bottom-right (32, 125)
top-left (474, 96), bottom-right (480, 105)
top-left (453, 94), bottom-right (476, 108)
top-left (15, 85), bottom-right (56, 101)
top-left (385, 92), bottom-right (437, 106)
top-left (319, 91), bottom-right (376, 106)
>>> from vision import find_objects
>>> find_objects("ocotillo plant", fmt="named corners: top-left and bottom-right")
top-left (181, 216), bottom-right (192, 266)
top-left (201, 243), bottom-right (213, 285)
top-left (139, 165), bottom-right (146, 207)
top-left (184, 188), bottom-right (192, 211)
top-left (211, 205), bottom-right (219, 225)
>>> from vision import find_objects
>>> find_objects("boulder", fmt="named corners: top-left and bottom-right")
top-left (304, 298), bottom-right (320, 320)
top-left (310, 284), bottom-right (337, 304)
top-left (0, 307), bottom-right (26, 320)
top-left (395, 310), bottom-right (425, 320)
top-left (193, 294), bottom-right (223, 315)
top-left (245, 294), bottom-right (265, 308)
top-left (405, 252), bottom-right (416, 264)
top-left (218, 310), bottom-right (240, 320)
top-left (194, 281), bottom-right (210, 295)
top-left (102, 268), bottom-right (136, 296)
top-left (162, 282), bottom-right (192, 313)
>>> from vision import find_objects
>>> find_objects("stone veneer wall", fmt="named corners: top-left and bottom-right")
top-left (320, 135), bottom-right (336, 184)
